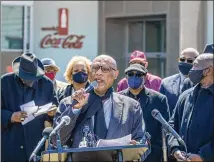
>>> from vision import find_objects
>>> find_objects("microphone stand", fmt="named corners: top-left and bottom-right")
top-left (162, 127), bottom-right (168, 162)
top-left (56, 131), bottom-right (63, 162)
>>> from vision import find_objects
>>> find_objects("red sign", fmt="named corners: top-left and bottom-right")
top-left (40, 8), bottom-right (85, 49)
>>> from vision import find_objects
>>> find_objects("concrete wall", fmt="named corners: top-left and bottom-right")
top-left (98, 1), bottom-right (206, 78)
top-left (98, 1), bottom-right (179, 78)
top-left (179, 1), bottom-right (206, 54)
top-left (206, 0), bottom-right (213, 44)
top-left (33, 1), bottom-right (98, 81)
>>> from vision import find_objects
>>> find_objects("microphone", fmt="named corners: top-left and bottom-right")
top-left (29, 127), bottom-right (53, 161)
top-left (79, 126), bottom-right (90, 148)
top-left (49, 116), bottom-right (70, 137)
top-left (151, 109), bottom-right (186, 146)
top-left (71, 81), bottom-right (98, 107)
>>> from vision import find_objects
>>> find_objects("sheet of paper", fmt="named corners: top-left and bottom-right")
top-left (20, 101), bottom-right (38, 115)
top-left (20, 101), bottom-right (35, 109)
top-left (21, 114), bottom-right (35, 125)
top-left (34, 102), bottom-right (53, 117)
top-left (96, 134), bottom-right (131, 147)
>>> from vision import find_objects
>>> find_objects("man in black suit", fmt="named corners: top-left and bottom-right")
top-left (53, 55), bottom-right (148, 161)
top-left (160, 48), bottom-right (199, 114)
top-left (119, 63), bottom-right (170, 162)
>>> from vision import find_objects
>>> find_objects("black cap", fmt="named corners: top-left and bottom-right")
top-left (203, 44), bottom-right (214, 54)
top-left (125, 63), bottom-right (148, 75)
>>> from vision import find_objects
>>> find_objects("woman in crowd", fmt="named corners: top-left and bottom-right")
top-left (57, 56), bottom-right (92, 102)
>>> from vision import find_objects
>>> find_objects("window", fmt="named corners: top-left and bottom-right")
top-left (1, 4), bottom-right (32, 51)
top-left (128, 21), bottom-right (143, 52)
top-left (128, 19), bottom-right (166, 53)
top-left (127, 18), bottom-right (166, 77)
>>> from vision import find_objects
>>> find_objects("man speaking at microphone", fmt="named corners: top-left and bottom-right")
top-left (53, 55), bottom-right (146, 161)
top-left (168, 53), bottom-right (214, 162)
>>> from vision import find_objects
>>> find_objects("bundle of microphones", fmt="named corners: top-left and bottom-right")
top-left (29, 80), bottom-right (188, 161)
top-left (29, 81), bottom-right (99, 161)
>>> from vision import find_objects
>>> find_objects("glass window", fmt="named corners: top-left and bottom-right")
top-left (128, 21), bottom-right (143, 52)
top-left (127, 19), bottom-right (166, 77)
top-left (145, 21), bottom-right (162, 52)
top-left (1, 5), bottom-right (24, 50)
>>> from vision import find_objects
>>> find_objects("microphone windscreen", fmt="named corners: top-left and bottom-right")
top-left (62, 116), bottom-right (71, 125)
top-left (90, 81), bottom-right (98, 89)
top-left (151, 109), bottom-right (159, 117)
top-left (42, 127), bottom-right (53, 137)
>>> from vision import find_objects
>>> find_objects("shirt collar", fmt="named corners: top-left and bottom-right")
top-left (179, 72), bottom-right (186, 81)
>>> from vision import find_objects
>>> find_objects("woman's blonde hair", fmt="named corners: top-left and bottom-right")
top-left (64, 56), bottom-right (92, 84)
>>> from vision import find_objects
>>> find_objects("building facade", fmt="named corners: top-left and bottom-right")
top-left (1, 1), bottom-right (213, 82)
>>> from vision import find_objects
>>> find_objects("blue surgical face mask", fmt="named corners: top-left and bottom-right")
top-left (128, 76), bottom-right (144, 89)
top-left (178, 62), bottom-right (193, 76)
top-left (73, 71), bottom-right (88, 83)
top-left (188, 69), bottom-right (204, 85)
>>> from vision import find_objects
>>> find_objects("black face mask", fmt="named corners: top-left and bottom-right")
top-left (178, 62), bottom-right (193, 75)
top-left (188, 69), bottom-right (205, 85)
top-left (72, 71), bottom-right (88, 83)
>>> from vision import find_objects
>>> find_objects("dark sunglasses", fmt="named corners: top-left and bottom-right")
top-left (179, 57), bottom-right (195, 64)
top-left (127, 72), bottom-right (144, 78)
top-left (91, 64), bottom-right (116, 73)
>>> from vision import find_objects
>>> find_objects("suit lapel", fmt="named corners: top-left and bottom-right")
top-left (75, 93), bottom-right (100, 130)
top-left (139, 88), bottom-right (150, 109)
top-left (172, 74), bottom-right (181, 95)
top-left (106, 93), bottom-right (123, 138)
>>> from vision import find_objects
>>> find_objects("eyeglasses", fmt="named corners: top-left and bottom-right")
top-left (179, 57), bottom-right (195, 64)
top-left (127, 72), bottom-right (144, 78)
top-left (91, 64), bottom-right (116, 73)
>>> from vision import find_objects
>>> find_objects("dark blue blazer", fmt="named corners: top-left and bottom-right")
top-left (119, 87), bottom-right (170, 162)
top-left (1, 73), bottom-right (58, 161)
top-left (160, 73), bottom-right (186, 114)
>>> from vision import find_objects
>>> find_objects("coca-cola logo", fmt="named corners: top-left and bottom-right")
top-left (40, 34), bottom-right (85, 49)
top-left (40, 8), bottom-right (85, 49)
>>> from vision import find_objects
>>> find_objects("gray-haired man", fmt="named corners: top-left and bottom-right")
top-left (168, 53), bottom-right (214, 162)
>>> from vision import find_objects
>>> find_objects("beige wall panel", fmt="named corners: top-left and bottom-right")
top-left (152, 1), bottom-right (169, 14)
top-left (104, 1), bottom-right (124, 16)
top-left (124, 1), bottom-right (152, 15)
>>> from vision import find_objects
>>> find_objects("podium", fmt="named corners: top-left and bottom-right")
top-left (41, 144), bottom-right (150, 162)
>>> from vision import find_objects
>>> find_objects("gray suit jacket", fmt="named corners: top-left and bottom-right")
top-left (53, 92), bottom-right (146, 161)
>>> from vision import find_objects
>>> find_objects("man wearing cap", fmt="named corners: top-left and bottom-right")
top-left (117, 50), bottom-right (162, 92)
top-left (1, 52), bottom-right (58, 161)
top-left (41, 58), bottom-right (68, 92)
top-left (168, 53), bottom-right (214, 162)
top-left (160, 48), bottom-right (199, 114)
top-left (119, 63), bottom-right (170, 162)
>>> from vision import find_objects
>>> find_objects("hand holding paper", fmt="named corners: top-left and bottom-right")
top-left (34, 103), bottom-right (53, 117)
top-left (19, 101), bottom-right (53, 125)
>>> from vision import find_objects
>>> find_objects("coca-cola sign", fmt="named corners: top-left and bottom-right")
top-left (40, 8), bottom-right (85, 49)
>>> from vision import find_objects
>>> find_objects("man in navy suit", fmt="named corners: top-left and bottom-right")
top-left (53, 55), bottom-right (148, 161)
top-left (159, 48), bottom-right (199, 114)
